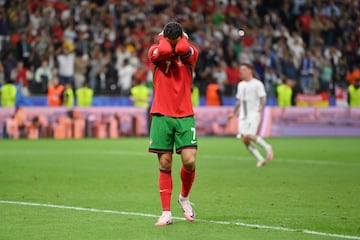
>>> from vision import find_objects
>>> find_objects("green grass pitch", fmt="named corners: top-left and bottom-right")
top-left (0, 137), bottom-right (359, 240)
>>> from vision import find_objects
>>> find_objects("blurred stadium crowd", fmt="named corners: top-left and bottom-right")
top-left (0, 0), bottom-right (360, 101)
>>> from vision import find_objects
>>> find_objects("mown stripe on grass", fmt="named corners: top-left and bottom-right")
top-left (1, 149), bottom-right (359, 167)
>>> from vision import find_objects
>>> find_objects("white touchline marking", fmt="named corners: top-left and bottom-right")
top-left (1, 200), bottom-right (359, 240)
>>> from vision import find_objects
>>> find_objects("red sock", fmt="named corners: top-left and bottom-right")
top-left (158, 170), bottom-right (172, 211)
top-left (180, 166), bottom-right (195, 198)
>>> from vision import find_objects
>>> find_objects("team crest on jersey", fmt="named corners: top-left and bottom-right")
top-left (153, 48), bottom-right (159, 57)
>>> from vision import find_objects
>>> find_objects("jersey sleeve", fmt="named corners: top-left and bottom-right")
top-left (180, 44), bottom-right (199, 68)
top-left (148, 36), bottom-right (173, 63)
top-left (175, 36), bottom-right (191, 56)
top-left (235, 83), bottom-right (242, 100)
top-left (257, 80), bottom-right (267, 97)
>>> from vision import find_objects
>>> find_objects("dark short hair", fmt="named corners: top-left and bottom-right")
top-left (163, 22), bottom-right (183, 40)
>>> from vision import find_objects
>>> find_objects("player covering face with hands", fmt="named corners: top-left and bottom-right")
top-left (147, 22), bottom-right (199, 226)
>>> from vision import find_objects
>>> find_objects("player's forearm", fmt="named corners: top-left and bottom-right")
top-left (158, 36), bottom-right (173, 56)
top-left (259, 97), bottom-right (266, 112)
top-left (233, 104), bottom-right (240, 115)
top-left (148, 37), bottom-right (173, 62)
top-left (229, 100), bottom-right (240, 118)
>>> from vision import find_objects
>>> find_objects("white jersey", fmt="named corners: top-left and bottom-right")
top-left (235, 78), bottom-right (266, 119)
top-left (57, 53), bottom-right (75, 77)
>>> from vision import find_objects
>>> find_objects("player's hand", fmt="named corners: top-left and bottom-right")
top-left (228, 112), bottom-right (235, 120)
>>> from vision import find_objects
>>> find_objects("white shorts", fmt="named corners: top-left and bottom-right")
top-left (237, 112), bottom-right (261, 137)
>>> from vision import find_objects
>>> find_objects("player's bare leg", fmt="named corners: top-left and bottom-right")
top-left (243, 135), bottom-right (266, 167)
top-left (255, 136), bottom-right (274, 161)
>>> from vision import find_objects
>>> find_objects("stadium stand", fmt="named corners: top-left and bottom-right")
top-left (1, 0), bottom-right (359, 139)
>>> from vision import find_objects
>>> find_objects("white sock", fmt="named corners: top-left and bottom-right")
top-left (247, 144), bottom-right (265, 162)
top-left (162, 211), bottom-right (171, 216)
top-left (179, 195), bottom-right (189, 201)
top-left (256, 137), bottom-right (271, 150)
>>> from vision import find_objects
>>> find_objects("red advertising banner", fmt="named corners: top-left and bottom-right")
top-left (296, 93), bottom-right (329, 107)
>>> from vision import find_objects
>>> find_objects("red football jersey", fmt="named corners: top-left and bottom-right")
top-left (148, 37), bottom-right (199, 117)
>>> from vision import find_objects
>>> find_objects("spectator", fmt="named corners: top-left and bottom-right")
top-left (346, 64), bottom-right (360, 86)
top-left (34, 59), bottom-right (52, 94)
top-left (88, 45), bottom-right (104, 91)
top-left (191, 83), bottom-right (200, 107)
top-left (115, 44), bottom-right (131, 73)
top-left (278, 1), bottom-right (296, 32)
top-left (0, 0), bottom-right (358, 103)
top-left (319, 59), bottom-right (333, 93)
top-left (0, 61), bottom-right (4, 86)
top-left (29, 7), bottom-right (42, 34)
top-left (118, 58), bottom-right (135, 96)
top-left (17, 32), bottom-right (31, 68)
top-left (287, 31), bottom-right (305, 69)
top-left (0, 9), bottom-right (9, 47)
top-left (324, 46), bottom-right (342, 67)
top-left (225, 60), bottom-right (240, 96)
top-left (2, 52), bottom-right (17, 83)
top-left (252, 52), bottom-right (265, 82)
top-left (63, 22), bottom-right (77, 44)
top-left (57, 44), bottom-right (75, 86)
top-left (261, 47), bottom-right (277, 70)
top-left (276, 77), bottom-right (293, 107)
top-left (348, 78), bottom-right (360, 107)
top-left (74, 50), bottom-right (89, 90)
top-left (132, 65), bottom-right (149, 84)
top-left (321, 0), bottom-right (341, 18)
top-left (309, 14), bottom-right (325, 48)
top-left (263, 67), bottom-right (280, 97)
top-left (95, 63), bottom-right (118, 95)
top-left (47, 77), bottom-right (64, 106)
top-left (11, 61), bottom-right (30, 96)
top-left (321, 17), bottom-right (337, 46)
top-left (0, 78), bottom-right (16, 107)
top-left (129, 79), bottom-right (150, 108)
top-left (299, 50), bottom-right (316, 93)
top-left (334, 57), bottom-right (348, 89)
top-left (279, 50), bottom-right (299, 82)
top-left (206, 77), bottom-right (223, 106)
top-left (76, 82), bottom-right (93, 107)
top-left (296, 8), bottom-right (312, 47)
top-left (95, 64), bottom-right (109, 95)
top-left (62, 82), bottom-right (74, 107)
top-left (211, 61), bottom-right (227, 93)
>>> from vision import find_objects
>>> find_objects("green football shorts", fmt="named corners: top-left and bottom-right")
top-left (149, 115), bottom-right (198, 154)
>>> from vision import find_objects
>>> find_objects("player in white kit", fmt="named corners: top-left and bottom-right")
top-left (228, 63), bottom-right (274, 167)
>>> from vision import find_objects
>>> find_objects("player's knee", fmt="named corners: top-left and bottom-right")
top-left (159, 153), bottom-right (173, 171)
top-left (242, 135), bottom-right (251, 145)
top-left (181, 149), bottom-right (196, 170)
top-left (183, 157), bottom-right (196, 170)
